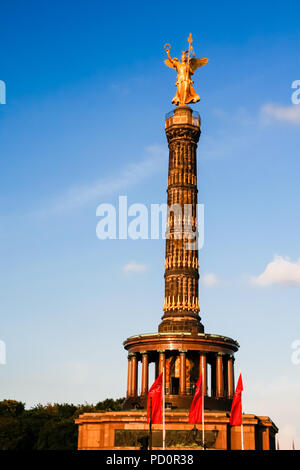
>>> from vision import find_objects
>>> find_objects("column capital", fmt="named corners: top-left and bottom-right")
top-left (140, 351), bottom-right (148, 356)
top-left (217, 352), bottom-right (225, 357)
top-left (157, 350), bottom-right (166, 354)
top-left (199, 351), bottom-right (207, 356)
top-left (179, 349), bottom-right (187, 354)
top-left (128, 352), bottom-right (137, 359)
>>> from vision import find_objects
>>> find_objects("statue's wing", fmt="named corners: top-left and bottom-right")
top-left (164, 58), bottom-right (179, 71)
top-left (189, 58), bottom-right (208, 74)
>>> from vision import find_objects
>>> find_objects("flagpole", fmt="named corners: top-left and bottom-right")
top-left (162, 366), bottom-right (166, 450)
top-left (239, 369), bottom-right (244, 451)
top-left (149, 397), bottom-right (152, 451)
top-left (241, 423), bottom-right (244, 450)
top-left (230, 371), bottom-right (244, 450)
top-left (202, 365), bottom-right (205, 450)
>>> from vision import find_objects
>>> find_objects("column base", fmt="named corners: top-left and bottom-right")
top-left (158, 317), bottom-right (204, 334)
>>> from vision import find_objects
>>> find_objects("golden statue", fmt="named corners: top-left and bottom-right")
top-left (164, 34), bottom-right (208, 106)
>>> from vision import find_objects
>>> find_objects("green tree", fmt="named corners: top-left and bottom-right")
top-left (0, 397), bottom-right (125, 450)
top-left (0, 400), bottom-right (25, 417)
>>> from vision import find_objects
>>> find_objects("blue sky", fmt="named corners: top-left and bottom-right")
top-left (1, 0), bottom-right (300, 449)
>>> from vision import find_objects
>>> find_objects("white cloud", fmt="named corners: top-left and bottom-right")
top-left (251, 255), bottom-right (300, 286)
top-left (261, 103), bottom-right (300, 125)
top-left (123, 262), bottom-right (147, 274)
top-left (201, 273), bottom-right (219, 287)
top-left (43, 145), bottom-right (167, 214)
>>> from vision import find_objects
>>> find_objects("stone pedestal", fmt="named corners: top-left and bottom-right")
top-left (76, 410), bottom-right (277, 450)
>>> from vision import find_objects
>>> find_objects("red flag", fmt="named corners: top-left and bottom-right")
top-left (230, 373), bottom-right (243, 425)
top-left (189, 374), bottom-right (203, 424)
top-left (147, 373), bottom-right (163, 424)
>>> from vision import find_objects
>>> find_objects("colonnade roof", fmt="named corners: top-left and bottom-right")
top-left (124, 331), bottom-right (239, 346)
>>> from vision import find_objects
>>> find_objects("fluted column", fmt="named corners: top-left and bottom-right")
top-left (127, 355), bottom-right (132, 397)
top-left (216, 353), bottom-right (224, 398)
top-left (227, 355), bottom-right (234, 398)
top-left (159, 106), bottom-right (204, 334)
top-left (141, 352), bottom-right (149, 396)
top-left (179, 350), bottom-right (187, 395)
top-left (130, 353), bottom-right (138, 397)
top-left (199, 353), bottom-right (207, 396)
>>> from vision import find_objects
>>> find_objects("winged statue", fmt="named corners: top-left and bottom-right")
top-left (164, 34), bottom-right (208, 106)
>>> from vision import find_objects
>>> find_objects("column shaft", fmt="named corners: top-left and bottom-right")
top-left (141, 353), bottom-right (149, 396)
top-left (127, 356), bottom-right (132, 397)
top-left (130, 354), bottom-right (138, 397)
top-left (158, 351), bottom-right (166, 375)
top-left (199, 353), bottom-right (207, 396)
top-left (227, 356), bottom-right (234, 398)
top-left (159, 106), bottom-right (203, 335)
top-left (216, 354), bottom-right (224, 398)
top-left (179, 351), bottom-right (186, 395)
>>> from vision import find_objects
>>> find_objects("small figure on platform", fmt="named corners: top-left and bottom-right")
top-left (164, 33), bottom-right (208, 106)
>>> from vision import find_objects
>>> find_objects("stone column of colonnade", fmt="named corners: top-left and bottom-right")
top-left (214, 353), bottom-right (235, 399)
top-left (141, 352), bottom-right (149, 396)
top-left (126, 353), bottom-right (138, 398)
top-left (227, 355), bottom-right (235, 398)
top-left (126, 351), bottom-right (235, 399)
top-left (158, 350), bottom-right (166, 375)
top-left (126, 354), bottom-right (132, 397)
top-left (216, 353), bottom-right (224, 397)
top-left (179, 350), bottom-right (187, 395)
top-left (199, 353), bottom-right (207, 395)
